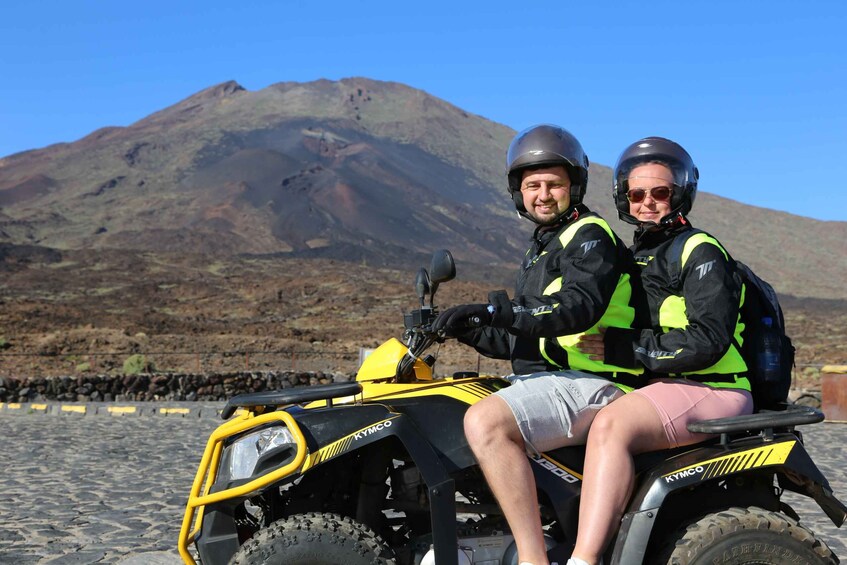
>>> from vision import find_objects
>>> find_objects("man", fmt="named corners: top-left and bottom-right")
top-left (433, 124), bottom-right (643, 565)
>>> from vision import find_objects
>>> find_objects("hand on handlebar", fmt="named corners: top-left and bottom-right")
top-left (432, 304), bottom-right (492, 337)
top-left (433, 291), bottom-right (515, 338)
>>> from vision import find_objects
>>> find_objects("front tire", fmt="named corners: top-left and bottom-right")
top-left (230, 512), bottom-right (396, 565)
top-left (662, 506), bottom-right (837, 564)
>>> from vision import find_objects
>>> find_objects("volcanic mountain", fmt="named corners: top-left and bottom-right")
top-left (0, 78), bottom-right (845, 300)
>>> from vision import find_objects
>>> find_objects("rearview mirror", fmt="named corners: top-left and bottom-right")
top-left (429, 249), bottom-right (456, 302)
top-left (429, 249), bottom-right (456, 285)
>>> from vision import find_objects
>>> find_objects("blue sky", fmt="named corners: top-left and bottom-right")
top-left (2, 0), bottom-right (845, 221)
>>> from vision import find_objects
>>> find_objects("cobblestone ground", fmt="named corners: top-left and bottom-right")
top-left (0, 408), bottom-right (221, 564)
top-left (0, 408), bottom-right (844, 564)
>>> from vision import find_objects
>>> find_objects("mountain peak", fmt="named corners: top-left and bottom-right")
top-left (197, 80), bottom-right (247, 99)
top-left (133, 80), bottom-right (247, 128)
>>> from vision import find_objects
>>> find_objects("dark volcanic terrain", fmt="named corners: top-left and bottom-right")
top-left (0, 246), bottom-right (844, 387)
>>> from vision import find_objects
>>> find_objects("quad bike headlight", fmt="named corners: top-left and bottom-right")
top-left (226, 426), bottom-right (296, 481)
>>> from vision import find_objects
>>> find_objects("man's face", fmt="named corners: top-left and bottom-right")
top-left (627, 163), bottom-right (674, 224)
top-left (520, 166), bottom-right (571, 224)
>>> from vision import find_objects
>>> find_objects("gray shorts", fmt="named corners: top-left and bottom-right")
top-left (496, 371), bottom-right (624, 455)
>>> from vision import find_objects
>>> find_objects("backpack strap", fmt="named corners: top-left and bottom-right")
top-left (670, 229), bottom-right (748, 356)
top-left (668, 228), bottom-right (704, 290)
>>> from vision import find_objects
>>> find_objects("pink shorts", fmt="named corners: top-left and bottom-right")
top-left (632, 379), bottom-right (754, 448)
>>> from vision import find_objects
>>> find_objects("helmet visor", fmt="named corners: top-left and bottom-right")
top-left (615, 157), bottom-right (692, 194)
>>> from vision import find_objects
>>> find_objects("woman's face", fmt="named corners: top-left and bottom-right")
top-left (627, 163), bottom-right (674, 224)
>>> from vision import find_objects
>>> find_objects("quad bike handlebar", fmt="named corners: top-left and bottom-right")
top-left (396, 307), bottom-right (440, 383)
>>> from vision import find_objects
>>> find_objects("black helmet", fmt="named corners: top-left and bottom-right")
top-left (506, 124), bottom-right (589, 222)
top-left (613, 136), bottom-right (699, 226)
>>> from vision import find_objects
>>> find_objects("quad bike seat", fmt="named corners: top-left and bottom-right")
top-left (221, 382), bottom-right (363, 419)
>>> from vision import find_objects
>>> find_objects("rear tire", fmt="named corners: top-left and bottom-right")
top-left (230, 512), bottom-right (396, 565)
top-left (661, 506), bottom-right (837, 564)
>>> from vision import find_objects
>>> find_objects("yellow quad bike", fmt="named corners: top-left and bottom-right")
top-left (179, 250), bottom-right (845, 565)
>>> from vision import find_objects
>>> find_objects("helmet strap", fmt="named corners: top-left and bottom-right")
top-left (511, 190), bottom-right (526, 213)
top-left (570, 183), bottom-right (583, 206)
top-left (547, 205), bottom-right (580, 227)
top-left (659, 211), bottom-right (687, 227)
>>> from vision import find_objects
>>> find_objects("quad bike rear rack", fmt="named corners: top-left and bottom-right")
top-left (688, 403), bottom-right (824, 441)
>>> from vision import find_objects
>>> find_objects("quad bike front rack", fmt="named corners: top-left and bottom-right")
top-left (178, 382), bottom-right (363, 564)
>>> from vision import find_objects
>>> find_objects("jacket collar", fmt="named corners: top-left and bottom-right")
top-left (633, 215), bottom-right (693, 247)
top-left (532, 204), bottom-right (591, 244)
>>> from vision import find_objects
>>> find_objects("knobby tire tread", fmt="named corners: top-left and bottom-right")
top-left (661, 506), bottom-right (837, 565)
top-left (230, 511), bottom-right (396, 565)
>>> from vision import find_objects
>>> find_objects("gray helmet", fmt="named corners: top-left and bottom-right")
top-left (613, 136), bottom-right (699, 226)
top-left (506, 124), bottom-right (589, 222)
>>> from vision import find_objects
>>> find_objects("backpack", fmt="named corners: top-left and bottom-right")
top-left (669, 229), bottom-right (795, 411)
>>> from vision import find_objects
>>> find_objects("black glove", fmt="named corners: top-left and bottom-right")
top-left (432, 290), bottom-right (515, 337)
top-left (432, 304), bottom-right (492, 336)
top-left (487, 290), bottom-right (515, 328)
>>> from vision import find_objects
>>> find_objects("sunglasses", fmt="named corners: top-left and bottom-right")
top-left (626, 185), bottom-right (673, 203)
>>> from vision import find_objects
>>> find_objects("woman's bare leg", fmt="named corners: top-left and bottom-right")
top-left (571, 393), bottom-right (669, 563)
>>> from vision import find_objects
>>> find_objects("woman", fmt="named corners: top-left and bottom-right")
top-left (570, 137), bottom-right (753, 565)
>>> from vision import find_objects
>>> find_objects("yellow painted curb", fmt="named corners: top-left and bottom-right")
top-left (31, 404), bottom-right (48, 411)
top-left (7, 403), bottom-right (22, 410)
top-left (61, 405), bottom-right (87, 414)
top-left (107, 406), bottom-right (138, 415)
top-left (159, 408), bottom-right (191, 415)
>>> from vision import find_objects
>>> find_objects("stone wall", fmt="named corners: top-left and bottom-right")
top-left (0, 372), bottom-right (823, 408)
top-left (0, 371), bottom-right (352, 403)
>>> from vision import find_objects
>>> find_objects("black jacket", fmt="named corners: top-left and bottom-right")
top-left (604, 223), bottom-right (750, 387)
top-left (460, 206), bottom-right (643, 376)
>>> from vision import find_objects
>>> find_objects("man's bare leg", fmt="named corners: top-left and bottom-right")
top-left (465, 395), bottom-right (549, 565)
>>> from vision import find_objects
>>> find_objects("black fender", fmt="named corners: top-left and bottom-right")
top-left (297, 405), bottom-right (462, 565)
top-left (198, 402), bottom-right (461, 565)
top-left (529, 449), bottom-right (584, 543)
top-left (609, 433), bottom-right (847, 564)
